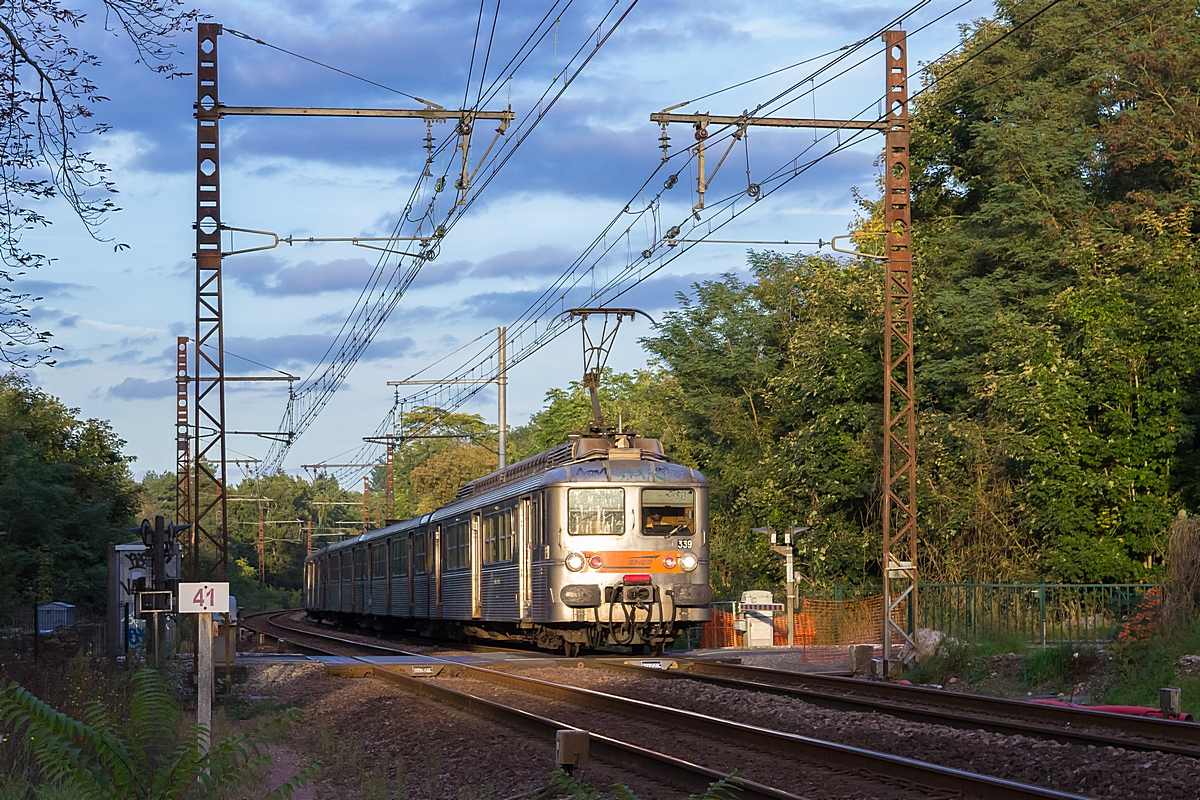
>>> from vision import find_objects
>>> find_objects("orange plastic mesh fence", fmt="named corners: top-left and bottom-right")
top-left (699, 608), bottom-right (740, 649)
top-left (699, 594), bottom-right (908, 659)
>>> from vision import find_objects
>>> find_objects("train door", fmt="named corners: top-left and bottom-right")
top-left (471, 511), bottom-right (482, 619)
top-left (366, 544), bottom-right (374, 615)
top-left (519, 495), bottom-right (532, 621)
top-left (407, 531), bottom-right (415, 611)
top-left (434, 525), bottom-right (443, 618)
top-left (385, 538), bottom-right (392, 616)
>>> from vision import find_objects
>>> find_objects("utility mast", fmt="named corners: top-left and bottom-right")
top-left (651, 31), bottom-right (917, 670)
top-left (190, 23), bottom-right (513, 578)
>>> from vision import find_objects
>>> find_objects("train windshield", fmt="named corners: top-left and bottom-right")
top-left (641, 488), bottom-right (694, 535)
top-left (568, 488), bottom-right (625, 535)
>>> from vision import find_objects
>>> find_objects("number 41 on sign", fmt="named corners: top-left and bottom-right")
top-left (178, 582), bottom-right (230, 614)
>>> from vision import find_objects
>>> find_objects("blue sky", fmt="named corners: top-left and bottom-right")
top-left (17, 0), bottom-right (988, 479)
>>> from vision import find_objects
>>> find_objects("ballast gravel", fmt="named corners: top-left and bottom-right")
top-left (514, 664), bottom-right (1199, 800)
top-left (434, 673), bottom-right (952, 800)
top-left (235, 657), bottom-right (680, 800)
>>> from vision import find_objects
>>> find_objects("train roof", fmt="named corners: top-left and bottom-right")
top-left (307, 434), bottom-right (704, 559)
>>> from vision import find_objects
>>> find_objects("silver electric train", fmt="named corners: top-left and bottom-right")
top-left (303, 431), bottom-right (712, 655)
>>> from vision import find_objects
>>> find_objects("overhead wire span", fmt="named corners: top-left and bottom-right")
top-left (312, 0), bottom-right (1017, 481)
top-left (379, 0), bottom-right (1007, 428)
top-left (223, 27), bottom-right (443, 108)
top-left (262, 1), bottom-right (640, 473)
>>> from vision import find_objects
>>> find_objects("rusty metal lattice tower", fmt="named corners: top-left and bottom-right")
top-left (649, 30), bottom-right (918, 665)
top-left (193, 23), bottom-right (228, 580)
top-left (175, 336), bottom-right (192, 564)
top-left (385, 434), bottom-right (395, 518)
top-left (880, 30), bottom-right (917, 662)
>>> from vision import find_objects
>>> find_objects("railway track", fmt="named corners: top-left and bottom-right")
top-left (606, 658), bottom-right (1200, 759)
top-left (243, 611), bottom-right (1088, 800)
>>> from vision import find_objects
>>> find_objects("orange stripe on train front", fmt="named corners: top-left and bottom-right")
top-left (582, 551), bottom-right (684, 573)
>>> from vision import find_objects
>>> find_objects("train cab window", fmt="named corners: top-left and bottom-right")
top-left (642, 488), bottom-right (694, 535)
top-left (568, 488), bottom-right (625, 535)
top-left (391, 536), bottom-right (408, 577)
top-left (483, 507), bottom-right (514, 563)
top-left (371, 543), bottom-right (386, 579)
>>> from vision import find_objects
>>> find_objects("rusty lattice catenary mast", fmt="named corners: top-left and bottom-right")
top-left (651, 30), bottom-right (918, 666)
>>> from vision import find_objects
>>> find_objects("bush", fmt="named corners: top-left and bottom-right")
top-left (0, 669), bottom-right (318, 799)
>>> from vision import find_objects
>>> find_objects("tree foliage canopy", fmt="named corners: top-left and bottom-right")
top-left (631, 0), bottom-right (1200, 594)
top-left (0, 0), bottom-right (199, 366)
top-left (0, 373), bottom-right (140, 609)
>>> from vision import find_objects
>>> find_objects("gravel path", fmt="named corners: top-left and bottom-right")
top-left (513, 665), bottom-right (1199, 800)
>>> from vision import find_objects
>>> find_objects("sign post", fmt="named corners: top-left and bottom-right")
top-left (178, 581), bottom-right (229, 754)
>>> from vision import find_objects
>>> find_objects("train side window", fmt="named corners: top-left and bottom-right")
top-left (391, 535), bottom-right (408, 577)
top-left (354, 548), bottom-right (366, 580)
top-left (444, 519), bottom-right (470, 570)
top-left (531, 495), bottom-right (543, 549)
top-left (568, 488), bottom-right (625, 535)
top-left (341, 553), bottom-right (351, 582)
top-left (371, 543), bottom-right (386, 578)
top-left (483, 506), bottom-right (514, 563)
top-left (415, 533), bottom-right (427, 572)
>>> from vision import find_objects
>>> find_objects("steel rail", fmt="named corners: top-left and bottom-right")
top-left (440, 662), bottom-right (1084, 800)
top-left (243, 610), bottom-right (549, 657)
top-left (682, 660), bottom-right (1200, 753)
top-left (248, 613), bottom-right (1086, 800)
top-left (598, 660), bottom-right (1200, 758)
top-left (241, 613), bottom-right (803, 800)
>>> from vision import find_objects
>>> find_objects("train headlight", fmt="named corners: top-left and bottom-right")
top-left (680, 553), bottom-right (698, 572)
top-left (565, 552), bottom-right (586, 572)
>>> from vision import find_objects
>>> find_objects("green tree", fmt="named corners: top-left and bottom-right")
top-left (223, 472), bottom-right (359, 608)
top-left (382, 407), bottom-right (493, 519)
top-left (0, 373), bottom-right (140, 609)
top-left (136, 471), bottom-right (176, 523)
top-left (905, 0), bottom-right (1200, 580)
top-left (409, 445), bottom-right (496, 512)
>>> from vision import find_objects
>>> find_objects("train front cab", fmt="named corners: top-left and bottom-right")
top-left (540, 462), bottom-right (712, 651)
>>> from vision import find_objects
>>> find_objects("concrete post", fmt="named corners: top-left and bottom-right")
top-left (497, 326), bottom-right (507, 470)
top-left (197, 611), bottom-right (213, 754)
top-left (106, 542), bottom-right (119, 672)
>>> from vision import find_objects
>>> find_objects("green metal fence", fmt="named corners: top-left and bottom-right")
top-left (918, 582), bottom-right (1158, 647)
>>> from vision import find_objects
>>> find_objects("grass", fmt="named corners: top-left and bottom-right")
top-left (221, 694), bottom-right (290, 721)
top-left (905, 612), bottom-right (1200, 714)
top-left (1100, 614), bottom-right (1200, 715)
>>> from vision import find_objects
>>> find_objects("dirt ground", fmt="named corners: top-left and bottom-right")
top-left (223, 657), bottom-right (684, 800)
